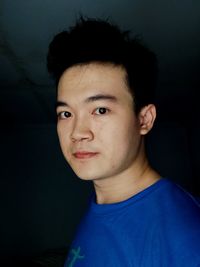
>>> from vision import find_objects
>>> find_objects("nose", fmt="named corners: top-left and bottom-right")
top-left (71, 118), bottom-right (94, 142)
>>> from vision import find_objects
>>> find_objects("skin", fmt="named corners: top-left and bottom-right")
top-left (56, 63), bottom-right (160, 204)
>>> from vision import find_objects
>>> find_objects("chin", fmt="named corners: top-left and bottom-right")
top-left (72, 168), bottom-right (97, 181)
top-left (69, 161), bottom-right (102, 181)
top-left (77, 175), bottom-right (94, 181)
top-left (74, 169), bottom-right (105, 181)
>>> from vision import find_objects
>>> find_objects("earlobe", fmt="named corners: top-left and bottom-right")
top-left (139, 104), bottom-right (156, 135)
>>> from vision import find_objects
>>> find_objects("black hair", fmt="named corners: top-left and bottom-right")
top-left (47, 17), bottom-right (158, 113)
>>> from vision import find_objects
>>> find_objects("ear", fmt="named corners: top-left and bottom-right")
top-left (138, 104), bottom-right (156, 135)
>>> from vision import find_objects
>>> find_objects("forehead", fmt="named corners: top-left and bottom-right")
top-left (57, 63), bottom-right (133, 103)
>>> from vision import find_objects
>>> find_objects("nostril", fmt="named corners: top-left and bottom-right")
top-left (70, 130), bottom-right (94, 142)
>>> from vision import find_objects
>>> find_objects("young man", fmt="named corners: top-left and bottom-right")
top-left (47, 18), bottom-right (200, 267)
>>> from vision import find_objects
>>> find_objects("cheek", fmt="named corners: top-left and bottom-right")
top-left (125, 126), bottom-right (141, 154)
top-left (97, 116), bottom-right (137, 146)
top-left (57, 124), bottom-right (64, 145)
top-left (57, 124), bottom-right (71, 155)
top-left (112, 121), bottom-right (140, 155)
top-left (96, 122), bottom-right (116, 146)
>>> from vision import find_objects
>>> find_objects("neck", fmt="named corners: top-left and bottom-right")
top-left (93, 158), bottom-right (160, 204)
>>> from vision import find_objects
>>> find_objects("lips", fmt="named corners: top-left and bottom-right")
top-left (73, 151), bottom-right (99, 159)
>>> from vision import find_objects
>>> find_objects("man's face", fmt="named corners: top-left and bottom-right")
top-left (56, 63), bottom-right (144, 182)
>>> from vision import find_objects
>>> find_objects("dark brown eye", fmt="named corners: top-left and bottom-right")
top-left (63, 111), bottom-right (71, 118)
top-left (95, 107), bottom-right (108, 115)
top-left (58, 111), bottom-right (72, 119)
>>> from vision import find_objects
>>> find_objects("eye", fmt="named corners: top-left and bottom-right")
top-left (57, 111), bottom-right (72, 119)
top-left (94, 107), bottom-right (109, 115)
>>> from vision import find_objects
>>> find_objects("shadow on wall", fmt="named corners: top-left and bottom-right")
top-left (0, 125), bottom-right (92, 265)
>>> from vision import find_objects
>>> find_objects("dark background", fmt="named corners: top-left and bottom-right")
top-left (0, 0), bottom-right (200, 265)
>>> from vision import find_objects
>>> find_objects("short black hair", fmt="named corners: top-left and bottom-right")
top-left (47, 17), bottom-right (158, 113)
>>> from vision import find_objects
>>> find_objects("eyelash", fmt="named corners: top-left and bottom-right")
top-left (57, 107), bottom-right (110, 120)
top-left (57, 111), bottom-right (72, 120)
top-left (93, 107), bottom-right (110, 115)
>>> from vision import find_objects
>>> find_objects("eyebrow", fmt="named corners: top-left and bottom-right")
top-left (55, 101), bottom-right (69, 109)
top-left (85, 94), bottom-right (117, 103)
top-left (56, 94), bottom-right (117, 109)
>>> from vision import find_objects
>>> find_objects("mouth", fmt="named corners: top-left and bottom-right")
top-left (73, 151), bottom-right (99, 159)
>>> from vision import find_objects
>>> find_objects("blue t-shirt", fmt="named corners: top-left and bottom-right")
top-left (64, 178), bottom-right (200, 267)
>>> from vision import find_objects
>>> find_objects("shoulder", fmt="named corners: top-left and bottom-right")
top-left (155, 179), bottom-right (200, 227)
top-left (155, 179), bottom-right (200, 260)
top-left (158, 179), bottom-right (200, 216)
